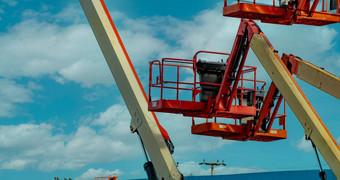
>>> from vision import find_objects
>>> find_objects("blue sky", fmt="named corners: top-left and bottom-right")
top-left (0, 0), bottom-right (340, 179)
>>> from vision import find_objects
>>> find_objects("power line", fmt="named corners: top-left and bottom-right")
top-left (199, 159), bottom-right (226, 175)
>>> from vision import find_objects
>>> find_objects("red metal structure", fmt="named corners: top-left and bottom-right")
top-left (95, 175), bottom-right (118, 180)
top-left (148, 19), bottom-right (287, 142)
top-left (223, 0), bottom-right (340, 25)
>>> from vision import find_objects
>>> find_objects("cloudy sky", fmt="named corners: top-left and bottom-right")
top-left (0, 0), bottom-right (340, 179)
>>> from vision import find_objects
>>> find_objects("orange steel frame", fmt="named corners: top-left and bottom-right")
top-left (192, 20), bottom-right (287, 141)
top-left (148, 20), bottom-right (287, 142)
top-left (223, 0), bottom-right (340, 25)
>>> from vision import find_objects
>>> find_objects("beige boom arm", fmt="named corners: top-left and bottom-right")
top-left (282, 53), bottom-right (340, 99)
top-left (250, 34), bottom-right (340, 179)
top-left (79, 0), bottom-right (182, 179)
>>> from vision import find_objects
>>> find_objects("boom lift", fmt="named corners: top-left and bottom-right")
top-left (79, 0), bottom-right (340, 179)
top-left (149, 19), bottom-right (340, 178)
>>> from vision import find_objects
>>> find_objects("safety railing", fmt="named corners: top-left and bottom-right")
top-left (149, 51), bottom-right (269, 109)
top-left (149, 51), bottom-right (287, 138)
top-left (149, 58), bottom-right (195, 102)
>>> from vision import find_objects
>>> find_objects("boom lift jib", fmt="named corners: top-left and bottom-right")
top-left (282, 54), bottom-right (340, 99)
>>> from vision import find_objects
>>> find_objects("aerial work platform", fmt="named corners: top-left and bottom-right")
top-left (148, 49), bottom-right (287, 142)
top-left (148, 53), bottom-right (261, 119)
top-left (223, 0), bottom-right (340, 25)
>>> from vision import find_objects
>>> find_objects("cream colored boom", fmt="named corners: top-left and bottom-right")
top-left (284, 54), bottom-right (340, 99)
top-left (79, 0), bottom-right (182, 179)
top-left (251, 34), bottom-right (340, 179)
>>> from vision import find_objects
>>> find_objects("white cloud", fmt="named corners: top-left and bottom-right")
top-left (0, 8), bottom-right (4, 21)
top-left (1, 2), bottom-right (338, 89)
top-left (90, 104), bottom-right (135, 143)
top-left (59, 60), bottom-right (113, 87)
top-left (0, 13), bottom-right (113, 87)
top-left (330, 53), bottom-right (340, 71)
top-left (0, 104), bottom-right (139, 171)
top-left (293, 136), bottom-right (313, 152)
top-left (55, 3), bottom-right (85, 24)
top-left (165, 9), bottom-right (239, 55)
top-left (61, 126), bottom-right (133, 169)
top-left (129, 169), bottom-right (142, 176)
top-left (0, 159), bottom-right (36, 170)
top-left (0, 8), bottom-right (3, 21)
top-left (76, 168), bottom-right (122, 180)
top-left (91, 104), bottom-right (128, 126)
top-left (0, 102), bottom-right (231, 172)
top-left (0, 6), bottom-right (169, 88)
top-left (0, 123), bottom-right (54, 150)
top-left (178, 161), bottom-right (265, 176)
top-left (0, 79), bottom-right (33, 117)
top-left (117, 5), bottom-right (240, 62)
top-left (259, 23), bottom-right (338, 74)
top-left (0, 123), bottom-right (59, 170)
top-left (27, 81), bottom-right (42, 90)
top-left (2, 0), bottom-right (17, 6)
top-left (82, 89), bottom-right (106, 102)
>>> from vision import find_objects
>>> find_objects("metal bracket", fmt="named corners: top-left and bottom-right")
top-left (130, 110), bottom-right (143, 133)
top-left (304, 121), bottom-right (313, 139)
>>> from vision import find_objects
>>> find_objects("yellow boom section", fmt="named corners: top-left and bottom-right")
top-left (251, 34), bottom-right (340, 179)
top-left (79, 0), bottom-right (182, 179)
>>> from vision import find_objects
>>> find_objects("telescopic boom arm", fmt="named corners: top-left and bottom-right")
top-left (79, 0), bottom-right (182, 179)
top-left (282, 54), bottom-right (340, 99)
top-left (244, 19), bottom-right (340, 178)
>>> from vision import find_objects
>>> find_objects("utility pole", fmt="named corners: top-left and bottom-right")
top-left (199, 159), bottom-right (226, 175)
